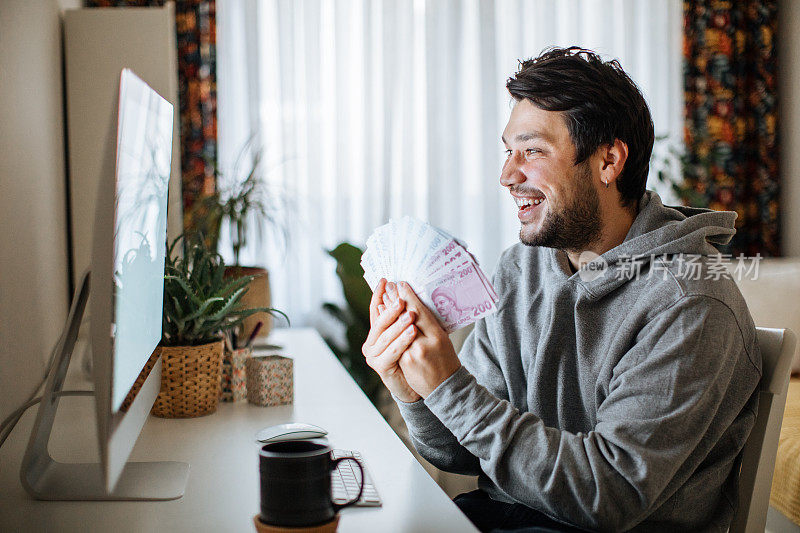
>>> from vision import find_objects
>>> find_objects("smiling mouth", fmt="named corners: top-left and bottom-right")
top-left (514, 195), bottom-right (546, 216)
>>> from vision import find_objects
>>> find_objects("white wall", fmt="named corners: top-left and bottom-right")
top-left (0, 0), bottom-right (81, 424)
top-left (779, 0), bottom-right (800, 257)
top-left (65, 5), bottom-right (182, 290)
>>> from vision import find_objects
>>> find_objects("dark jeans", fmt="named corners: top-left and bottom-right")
top-left (453, 490), bottom-right (585, 533)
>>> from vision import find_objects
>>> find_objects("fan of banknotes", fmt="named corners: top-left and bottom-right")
top-left (361, 216), bottom-right (499, 333)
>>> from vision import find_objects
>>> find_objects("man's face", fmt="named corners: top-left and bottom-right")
top-left (500, 99), bottom-right (602, 252)
top-left (434, 296), bottom-right (454, 316)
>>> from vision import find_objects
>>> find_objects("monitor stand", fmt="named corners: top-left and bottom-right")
top-left (19, 271), bottom-right (189, 500)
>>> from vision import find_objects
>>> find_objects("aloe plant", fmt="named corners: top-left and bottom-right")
top-left (161, 236), bottom-right (288, 346)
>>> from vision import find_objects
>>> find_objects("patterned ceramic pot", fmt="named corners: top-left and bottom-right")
top-left (246, 355), bottom-right (293, 407)
top-left (220, 346), bottom-right (251, 402)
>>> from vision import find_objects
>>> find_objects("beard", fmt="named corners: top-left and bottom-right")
top-left (520, 162), bottom-right (602, 252)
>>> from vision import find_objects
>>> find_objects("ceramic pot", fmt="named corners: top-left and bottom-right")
top-left (225, 266), bottom-right (273, 340)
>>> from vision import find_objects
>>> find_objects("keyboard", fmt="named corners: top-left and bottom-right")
top-left (331, 449), bottom-right (382, 507)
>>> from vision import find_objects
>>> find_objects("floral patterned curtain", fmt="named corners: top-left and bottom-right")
top-left (87, 0), bottom-right (217, 233)
top-left (683, 0), bottom-right (779, 256)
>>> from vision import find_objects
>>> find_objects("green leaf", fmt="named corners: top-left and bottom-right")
top-left (183, 296), bottom-right (225, 324)
top-left (219, 274), bottom-right (254, 298)
top-left (159, 231), bottom-right (288, 346)
top-left (207, 286), bottom-right (249, 322)
top-left (320, 241), bottom-right (379, 403)
top-left (322, 303), bottom-right (350, 324)
top-left (328, 243), bottom-right (371, 325)
top-left (164, 275), bottom-right (204, 307)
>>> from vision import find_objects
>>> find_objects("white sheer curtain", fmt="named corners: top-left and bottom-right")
top-left (216, 0), bottom-right (683, 326)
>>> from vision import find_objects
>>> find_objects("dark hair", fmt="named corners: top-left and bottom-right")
top-left (506, 47), bottom-right (654, 208)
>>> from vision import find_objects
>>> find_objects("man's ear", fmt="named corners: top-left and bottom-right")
top-left (599, 139), bottom-right (628, 188)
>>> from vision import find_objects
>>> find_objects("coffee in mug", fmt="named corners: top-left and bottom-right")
top-left (258, 440), bottom-right (364, 527)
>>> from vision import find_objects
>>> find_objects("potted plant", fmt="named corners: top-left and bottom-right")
top-left (319, 243), bottom-right (383, 404)
top-left (187, 139), bottom-right (289, 341)
top-left (124, 236), bottom-right (288, 418)
top-left (650, 134), bottom-right (708, 208)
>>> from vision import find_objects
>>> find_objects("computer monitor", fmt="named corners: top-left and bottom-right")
top-left (20, 69), bottom-right (189, 500)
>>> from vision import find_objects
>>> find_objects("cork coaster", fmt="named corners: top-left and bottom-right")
top-left (252, 515), bottom-right (339, 533)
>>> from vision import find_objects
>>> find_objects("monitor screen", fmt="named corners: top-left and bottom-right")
top-left (21, 67), bottom-right (187, 501)
top-left (110, 70), bottom-right (172, 412)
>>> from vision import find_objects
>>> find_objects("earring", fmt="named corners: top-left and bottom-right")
top-left (604, 180), bottom-right (609, 188)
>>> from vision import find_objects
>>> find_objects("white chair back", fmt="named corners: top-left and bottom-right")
top-left (730, 327), bottom-right (797, 533)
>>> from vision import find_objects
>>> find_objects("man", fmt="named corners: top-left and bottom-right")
top-left (362, 47), bottom-right (761, 532)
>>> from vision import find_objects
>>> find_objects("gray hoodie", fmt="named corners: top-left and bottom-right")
top-left (396, 191), bottom-right (761, 531)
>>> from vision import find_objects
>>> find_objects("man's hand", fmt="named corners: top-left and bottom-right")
top-left (362, 279), bottom-right (421, 403)
top-left (396, 282), bottom-right (462, 398)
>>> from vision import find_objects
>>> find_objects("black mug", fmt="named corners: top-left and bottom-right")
top-left (258, 440), bottom-right (365, 527)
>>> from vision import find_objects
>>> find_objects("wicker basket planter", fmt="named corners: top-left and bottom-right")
top-left (150, 340), bottom-right (225, 418)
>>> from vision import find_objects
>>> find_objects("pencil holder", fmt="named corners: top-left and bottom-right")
top-left (220, 346), bottom-right (251, 402)
top-left (246, 355), bottom-right (293, 407)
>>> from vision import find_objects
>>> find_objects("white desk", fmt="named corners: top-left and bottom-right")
top-left (0, 328), bottom-right (477, 532)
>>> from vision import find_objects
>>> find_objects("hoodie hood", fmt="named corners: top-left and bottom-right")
top-left (572, 190), bottom-right (737, 299)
